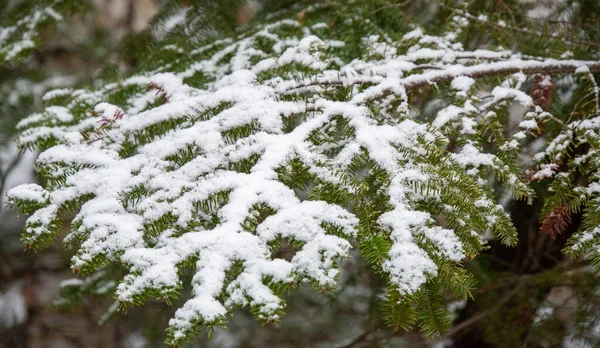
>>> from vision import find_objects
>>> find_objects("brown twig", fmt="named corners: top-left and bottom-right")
top-left (446, 280), bottom-right (526, 337)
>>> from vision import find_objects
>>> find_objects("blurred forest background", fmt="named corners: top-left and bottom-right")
top-left (1, 0), bottom-right (600, 347)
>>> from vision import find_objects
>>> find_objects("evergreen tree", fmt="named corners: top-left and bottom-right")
top-left (4, 0), bottom-right (600, 346)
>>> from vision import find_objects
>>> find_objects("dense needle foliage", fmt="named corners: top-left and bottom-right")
top-left (4, 0), bottom-right (600, 346)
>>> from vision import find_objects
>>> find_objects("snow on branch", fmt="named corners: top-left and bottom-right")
top-left (6, 3), bottom-right (600, 343)
top-left (0, 0), bottom-right (63, 63)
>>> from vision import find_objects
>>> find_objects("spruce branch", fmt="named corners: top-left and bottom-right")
top-left (6, 0), bottom-right (600, 344)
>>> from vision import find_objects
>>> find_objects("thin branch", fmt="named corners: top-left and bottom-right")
top-left (441, 3), bottom-right (600, 50)
top-left (338, 331), bottom-right (371, 348)
top-left (446, 280), bottom-right (526, 337)
top-left (494, 0), bottom-right (518, 27)
top-left (567, 90), bottom-right (594, 125)
top-left (370, 0), bottom-right (412, 15)
top-left (585, 72), bottom-right (600, 115)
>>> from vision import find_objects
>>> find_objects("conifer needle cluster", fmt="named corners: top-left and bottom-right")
top-left (5, 0), bottom-right (600, 345)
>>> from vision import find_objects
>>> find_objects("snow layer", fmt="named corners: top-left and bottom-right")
top-left (7, 6), bottom-right (600, 342)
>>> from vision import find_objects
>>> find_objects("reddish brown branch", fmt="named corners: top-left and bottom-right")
top-left (146, 82), bottom-right (170, 103)
top-left (84, 108), bottom-right (126, 143)
top-left (539, 204), bottom-right (572, 239)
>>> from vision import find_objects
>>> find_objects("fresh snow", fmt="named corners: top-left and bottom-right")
top-left (6, 4), bottom-right (600, 341)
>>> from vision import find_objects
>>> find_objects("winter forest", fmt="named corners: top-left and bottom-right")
top-left (1, 0), bottom-right (600, 347)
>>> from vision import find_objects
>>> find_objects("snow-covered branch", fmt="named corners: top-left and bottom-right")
top-left (6, 1), bottom-right (600, 344)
